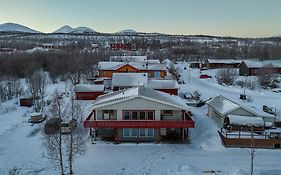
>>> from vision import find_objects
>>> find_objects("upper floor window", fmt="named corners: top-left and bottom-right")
top-left (154, 71), bottom-right (161, 77)
top-left (163, 110), bottom-right (173, 116)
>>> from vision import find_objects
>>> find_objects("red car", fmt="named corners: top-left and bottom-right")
top-left (200, 74), bottom-right (212, 79)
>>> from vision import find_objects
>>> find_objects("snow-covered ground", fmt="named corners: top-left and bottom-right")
top-left (0, 65), bottom-right (281, 175)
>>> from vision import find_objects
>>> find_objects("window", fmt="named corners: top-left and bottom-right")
top-left (124, 111), bottom-right (130, 120)
top-left (132, 111), bottom-right (138, 120)
top-left (163, 110), bottom-right (173, 116)
top-left (154, 71), bottom-right (161, 77)
top-left (140, 111), bottom-right (146, 120)
top-left (148, 129), bottom-right (154, 137)
top-left (103, 110), bottom-right (114, 120)
top-left (139, 129), bottom-right (146, 137)
top-left (147, 111), bottom-right (154, 120)
top-left (123, 128), bottom-right (130, 137)
top-left (131, 129), bottom-right (138, 137)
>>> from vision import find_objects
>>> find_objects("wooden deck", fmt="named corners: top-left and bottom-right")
top-left (218, 128), bottom-right (281, 149)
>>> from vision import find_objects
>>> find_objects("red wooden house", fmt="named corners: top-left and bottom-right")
top-left (75, 84), bottom-right (105, 100)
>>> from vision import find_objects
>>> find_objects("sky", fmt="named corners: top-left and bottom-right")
top-left (0, 0), bottom-right (280, 37)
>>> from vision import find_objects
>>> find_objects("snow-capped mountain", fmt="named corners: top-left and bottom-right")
top-left (72, 27), bottom-right (96, 33)
top-left (0, 22), bottom-right (41, 33)
top-left (53, 25), bottom-right (96, 34)
top-left (116, 29), bottom-right (137, 34)
top-left (53, 25), bottom-right (74, 33)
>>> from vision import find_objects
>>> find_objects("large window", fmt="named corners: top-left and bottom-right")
top-left (103, 110), bottom-right (115, 120)
top-left (124, 111), bottom-right (130, 120)
top-left (147, 111), bottom-right (154, 120)
top-left (123, 110), bottom-right (154, 120)
top-left (140, 111), bottom-right (146, 120)
top-left (163, 110), bottom-right (173, 116)
top-left (132, 111), bottom-right (138, 120)
top-left (123, 128), bottom-right (130, 137)
top-left (123, 128), bottom-right (154, 137)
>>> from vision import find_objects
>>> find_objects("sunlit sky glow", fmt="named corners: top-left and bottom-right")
top-left (0, 0), bottom-right (281, 37)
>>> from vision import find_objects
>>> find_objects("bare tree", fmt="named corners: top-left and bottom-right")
top-left (44, 90), bottom-right (65, 175)
top-left (216, 68), bottom-right (238, 86)
top-left (256, 64), bottom-right (276, 88)
top-left (27, 70), bottom-right (47, 112)
top-left (67, 96), bottom-right (88, 174)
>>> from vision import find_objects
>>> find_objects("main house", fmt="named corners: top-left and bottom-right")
top-left (84, 86), bottom-right (194, 143)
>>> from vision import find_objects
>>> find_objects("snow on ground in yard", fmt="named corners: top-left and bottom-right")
top-left (0, 68), bottom-right (281, 174)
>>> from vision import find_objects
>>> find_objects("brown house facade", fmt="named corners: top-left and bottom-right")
top-left (239, 60), bottom-right (281, 76)
top-left (98, 62), bottom-right (167, 79)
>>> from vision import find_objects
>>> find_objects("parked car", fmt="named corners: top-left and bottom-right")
top-left (61, 119), bottom-right (77, 134)
top-left (272, 88), bottom-right (281, 93)
top-left (200, 74), bottom-right (212, 79)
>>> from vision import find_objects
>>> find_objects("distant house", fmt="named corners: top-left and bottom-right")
top-left (206, 59), bottom-right (241, 69)
top-left (75, 84), bottom-right (105, 100)
top-left (110, 55), bottom-right (148, 62)
top-left (109, 43), bottom-right (131, 50)
top-left (206, 95), bottom-right (275, 127)
top-left (189, 62), bottom-right (201, 68)
top-left (42, 44), bottom-right (61, 49)
top-left (98, 61), bottom-right (167, 78)
top-left (84, 86), bottom-right (195, 143)
top-left (112, 73), bottom-right (148, 91)
top-left (147, 79), bottom-right (179, 95)
top-left (238, 60), bottom-right (281, 76)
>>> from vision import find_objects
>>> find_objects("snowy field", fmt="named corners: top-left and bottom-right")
top-left (1, 63), bottom-right (281, 175)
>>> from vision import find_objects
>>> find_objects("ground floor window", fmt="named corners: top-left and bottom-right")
top-left (123, 128), bottom-right (154, 137)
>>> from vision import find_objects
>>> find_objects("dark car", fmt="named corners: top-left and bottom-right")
top-left (200, 74), bottom-right (212, 79)
top-left (44, 118), bottom-right (61, 134)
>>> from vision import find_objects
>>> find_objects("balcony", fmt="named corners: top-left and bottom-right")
top-left (84, 112), bottom-right (195, 129)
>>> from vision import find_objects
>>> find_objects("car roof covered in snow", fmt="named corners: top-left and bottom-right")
top-left (112, 73), bottom-right (148, 87)
top-left (147, 79), bottom-right (179, 89)
top-left (92, 86), bottom-right (189, 110)
top-left (74, 84), bottom-right (104, 92)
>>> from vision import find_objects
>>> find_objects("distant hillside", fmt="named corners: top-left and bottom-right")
top-left (0, 22), bottom-right (41, 33)
top-left (116, 29), bottom-right (137, 34)
top-left (53, 25), bottom-right (97, 34)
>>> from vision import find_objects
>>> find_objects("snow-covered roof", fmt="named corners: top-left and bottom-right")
top-left (109, 56), bottom-right (147, 63)
top-left (241, 60), bottom-right (281, 68)
top-left (206, 95), bottom-right (240, 115)
top-left (147, 60), bottom-right (160, 64)
top-left (98, 62), bottom-right (146, 70)
top-left (112, 73), bottom-right (148, 87)
top-left (207, 95), bottom-right (275, 118)
top-left (75, 84), bottom-right (104, 92)
top-left (227, 115), bottom-right (264, 127)
top-left (147, 79), bottom-right (179, 89)
top-left (147, 63), bottom-right (167, 70)
top-left (207, 59), bottom-right (242, 64)
top-left (242, 106), bottom-right (275, 118)
top-left (92, 86), bottom-right (189, 110)
top-left (98, 61), bottom-right (167, 71)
